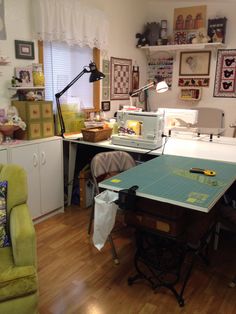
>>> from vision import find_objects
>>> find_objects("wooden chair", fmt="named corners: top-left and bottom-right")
top-left (88, 151), bottom-right (136, 264)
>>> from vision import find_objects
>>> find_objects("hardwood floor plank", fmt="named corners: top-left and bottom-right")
top-left (35, 206), bottom-right (236, 314)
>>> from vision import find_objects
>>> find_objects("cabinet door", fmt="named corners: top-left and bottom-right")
top-left (39, 139), bottom-right (64, 213)
top-left (9, 144), bottom-right (41, 219)
top-left (0, 149), bottom-right (8, 164)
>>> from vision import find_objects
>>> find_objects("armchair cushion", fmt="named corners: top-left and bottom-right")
top-left (10, 204), bottom-right (36, 267)
top-left (0, 247), bottom-right (37, 302)
top-left (0, 181), bottom-right (10, 248)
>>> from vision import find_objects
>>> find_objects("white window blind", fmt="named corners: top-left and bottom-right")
top-left (43, 42), bottom-right (93, 110)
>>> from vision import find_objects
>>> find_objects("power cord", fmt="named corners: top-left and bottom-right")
top-left (161, 134), bottom-right (169, 155)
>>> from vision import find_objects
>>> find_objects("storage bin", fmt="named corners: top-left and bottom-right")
top-left (81, 127), bottom-right (112, 142)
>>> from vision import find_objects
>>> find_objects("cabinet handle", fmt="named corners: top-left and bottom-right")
top-left (41, 151), bottom-right (46, 165)
top-left (33, 153), bottom-right (38, 167)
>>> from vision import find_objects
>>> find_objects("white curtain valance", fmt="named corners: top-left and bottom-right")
top-left (32, 0), bottom-right (109, 52)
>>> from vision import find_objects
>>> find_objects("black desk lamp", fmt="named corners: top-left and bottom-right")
top-left (55, 62), bottom-right (105, 137)
top-left (130, 76), bottom-right (168, 110)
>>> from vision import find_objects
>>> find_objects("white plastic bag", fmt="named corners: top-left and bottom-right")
top-left (93, 190), bottom-right (118, 250)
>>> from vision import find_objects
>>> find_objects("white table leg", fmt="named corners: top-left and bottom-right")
top-left (67, 142), bottom-right (77, 206)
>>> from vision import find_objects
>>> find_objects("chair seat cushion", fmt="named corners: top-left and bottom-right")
top-left (0, 247), bottom-right (37, 302)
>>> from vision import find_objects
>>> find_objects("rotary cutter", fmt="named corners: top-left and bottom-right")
top-left (189, 168), bottom-right (216, 176)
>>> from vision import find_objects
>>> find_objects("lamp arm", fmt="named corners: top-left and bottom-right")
top-left (130, 81), bottom-right (155, 97)
top-left (55, 68), bottom-right (89, 137)
top-left (55, 68), bottom-right (89, 98)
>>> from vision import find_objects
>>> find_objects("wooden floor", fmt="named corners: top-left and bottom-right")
top-left (35, 206), bottom-right (236, 314)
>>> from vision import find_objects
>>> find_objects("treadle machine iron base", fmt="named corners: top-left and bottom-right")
top-left (127, 227), bottom-right (213, 307)
top-left (117, 184), bottom-right (214, 306)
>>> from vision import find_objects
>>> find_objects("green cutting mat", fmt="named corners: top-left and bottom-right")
top-left (100, 155), bottom-right (236, 212)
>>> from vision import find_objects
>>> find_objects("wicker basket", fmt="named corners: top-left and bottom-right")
top-left (81, 127), bottom-right (112, 142)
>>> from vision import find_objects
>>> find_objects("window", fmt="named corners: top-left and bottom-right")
top-left (43, 41), bottom-right (93, 110)
top-left (42, 41), bottom-right (100, 112)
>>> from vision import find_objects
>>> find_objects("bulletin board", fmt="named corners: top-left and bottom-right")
top-left (147, 57), bottom-right (174, 89)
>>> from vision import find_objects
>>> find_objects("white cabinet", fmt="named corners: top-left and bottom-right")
top-left (0, 148), bottom-right (8, 164)
top-left (8, 138), bottom-right (64, 220)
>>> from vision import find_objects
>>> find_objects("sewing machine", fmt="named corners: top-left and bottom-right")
top-left (111, 111), bottom-right (164, 149)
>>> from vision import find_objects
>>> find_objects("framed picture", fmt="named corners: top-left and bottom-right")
top-left (179, 51), bottom-right (211, 76)
top-left (178, 77), bottom-right (210, 87)
top-left (132, 66), bottom-right (139, 92)
top-left (214, 49), bottom-right (236, 98)
top-left (110, 57), bottom-right (132, 100)
top-left (15, 40), bottom-right (35, 60)
top-left (101, 101), bottom-right (110, 112)
top-left (208, 18), bottom-right (227, 44)
top-left (174, 5), bottom-right (206, 31)
top-left (15, 66), bottom-right (33, 87)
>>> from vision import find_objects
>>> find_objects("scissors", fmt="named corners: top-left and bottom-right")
top-left (189, 168), bottom-right (216, 176)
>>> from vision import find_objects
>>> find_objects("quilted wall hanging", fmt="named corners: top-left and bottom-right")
top-left (214, 49), bottom-right (236, 98)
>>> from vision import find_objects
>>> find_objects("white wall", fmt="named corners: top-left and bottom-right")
top-left (0, 0), bottom-right (37, 109)
top-left (0, 0), bottom-right (147, 118)
top-left (146, 0), bottom-right (236, 136)
top-left (1, 0), bottom-right (235, 136)
top-left (87, 0), bottom-right (148, 117)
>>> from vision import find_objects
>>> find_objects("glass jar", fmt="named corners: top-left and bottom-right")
top-left (32, 64), bottom-right (45, 86)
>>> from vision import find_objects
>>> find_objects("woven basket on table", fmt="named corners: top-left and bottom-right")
top-left (81, 127), bottom-right (112, 142)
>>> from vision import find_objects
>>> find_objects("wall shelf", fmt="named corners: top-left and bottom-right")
top-left (8, 86), bottom-right (45, 101)
top-left (140, 42), bottom-right (226, 54)
top-left (8, 86), bottom-right (45, 90)
top-left (179, 87), bottom-right (201, 101)
top-left (0, 61), bottom-right (10, 66)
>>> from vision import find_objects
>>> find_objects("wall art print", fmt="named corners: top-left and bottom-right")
top-left (102, 59), bottom-right (110, 101)
top-left (15, 40), bottom-right (35, 60)
top-left (174, 5), bottom-right (206, 31)
top-left (0, 0), bottom-right (6, 40)
top-left (214, 49), bottom-right (236, 98)
top-left (178, 77), bottom-right (210, 87)
top-left (179, 51), bottom-right (211, 76)
top-left (207, 17), bottom-right (227, 44)
top-left (110, 57), bottom-right (132, 100)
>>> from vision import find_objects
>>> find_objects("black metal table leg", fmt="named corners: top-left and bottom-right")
top-left (127, 227), bottom-right (215, 307)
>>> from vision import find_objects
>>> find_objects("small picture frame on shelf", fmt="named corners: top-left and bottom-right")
top-left (101, 101), bottom-right (110, 112)
top-left (15, 66), bottom-right (33, 87)
top-left (15, 40), bottom-right (35, 60)
top-left (207, 17), bottom-right (227, 44)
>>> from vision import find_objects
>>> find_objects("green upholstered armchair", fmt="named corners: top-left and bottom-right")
top-left (0, 164), bottom-right (38, 314)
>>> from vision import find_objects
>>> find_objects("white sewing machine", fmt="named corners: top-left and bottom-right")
top-left (111, 111), bottom-right (164, 149)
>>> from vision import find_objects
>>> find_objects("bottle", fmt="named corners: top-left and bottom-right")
top-left (32, 64), bottom-right (45, 86)
top-left (109, 118), bottom-right (118, 134)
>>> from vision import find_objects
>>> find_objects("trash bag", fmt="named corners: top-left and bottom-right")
top-left (93, 190), bottom-right (118, 250)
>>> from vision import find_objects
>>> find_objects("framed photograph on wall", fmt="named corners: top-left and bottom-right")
top-left (179, 51), bottom-right (211, 76)
top-left (101, 101), bottom-right (110, 112)
top-left (110, 57), bottom-right (132, 100)
top-left (15, 40), bottom-right (35, 60)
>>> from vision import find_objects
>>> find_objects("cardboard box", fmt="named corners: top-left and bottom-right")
top-left (79, 165), bottom-right (93, 208)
